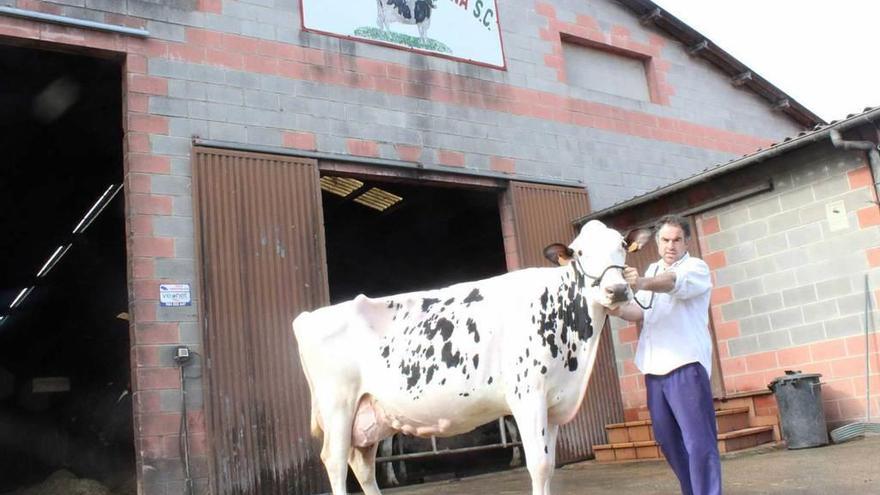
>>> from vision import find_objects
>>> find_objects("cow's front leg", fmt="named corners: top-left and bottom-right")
top-left (511, 400), bottom-right (554, 495)
top-left (543, 424), bottom-right (559, 494)
top-left (348, 443), bottom-right (381, 495)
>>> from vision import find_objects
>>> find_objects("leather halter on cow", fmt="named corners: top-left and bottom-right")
top-left (293, 220), bottom-right (651, 495)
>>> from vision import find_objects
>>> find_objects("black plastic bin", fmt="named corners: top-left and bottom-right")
top-left (768, 371), bottom-right (829, 449)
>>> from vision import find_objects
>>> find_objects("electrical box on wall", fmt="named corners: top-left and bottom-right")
top-left (825, 200), bottom-right (849, 232)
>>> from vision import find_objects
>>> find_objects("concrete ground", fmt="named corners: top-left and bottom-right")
top-left (386, 435), bottom-right (880, 494)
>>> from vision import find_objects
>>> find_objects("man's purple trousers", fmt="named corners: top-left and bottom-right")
top-left (646, 362), bottom-right (722, 495)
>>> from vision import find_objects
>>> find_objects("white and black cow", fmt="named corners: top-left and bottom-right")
top-left (294, 220), bottom-right (650, 495)
top-left (376, 0), bottom-right (436, 42)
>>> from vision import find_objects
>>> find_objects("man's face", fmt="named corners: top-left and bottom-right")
top-left (656, 223), bottom-right (688, 266)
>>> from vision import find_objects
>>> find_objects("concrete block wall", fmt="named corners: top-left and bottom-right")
top-left (609, 142), bottom-right (880, 427)
top-left (698, 144), bottom-right (880, 428)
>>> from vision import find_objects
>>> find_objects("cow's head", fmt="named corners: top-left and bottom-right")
top-left (543, 220), bottom-right (651, 307)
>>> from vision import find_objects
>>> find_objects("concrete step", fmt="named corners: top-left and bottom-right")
top-left (605, 407), bottom-right (751, 444)
top-left (594, 422), bottom-right (776, 462)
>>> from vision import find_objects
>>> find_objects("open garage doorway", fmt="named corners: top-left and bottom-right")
top-left (319, 173), bottom-right (520, 486)
top-left (0, 42), bottom-right (132, 494)
top-left (320, 176), bottom-right (509, 303)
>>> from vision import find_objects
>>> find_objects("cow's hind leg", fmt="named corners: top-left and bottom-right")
top-left (320, 405), bottom-right (356, 494)
top-left (511, 399), bottom-right (554, 495)
top-left (349, 442), bottom-right (381, 495)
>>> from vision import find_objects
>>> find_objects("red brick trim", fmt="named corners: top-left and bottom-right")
top-left (437, 149), bottom-right (465, 167)
top-left (703, 250), bottom-right (727, 270)
top-left (346, 139), bottom-right (380, 158)
top-left (8, 15), bottom-right (766, 156)
top-left (536, 5), bottom-right (673, 105)
top-left (282, 131), bottom-right (317, 151)
top-left (857, 205), bottom-right (880, 228)
top-left (700, 216), bottom-right (720, 235)
top-left (395, 144), bottom-right (422, 162)
top-left (711, 286), bottom-right (733, 305)
top-left (197, 0), bottom-right (223, 14)
top-left (490, 156), bottom-right (516, 174)
top-left (847, 166), bottom-right (873, 190)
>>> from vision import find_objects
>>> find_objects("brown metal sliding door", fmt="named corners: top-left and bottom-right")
top-left (508, 182), bottom-right (624, 464)
top-left (193, 147), bottom-right (329, 495)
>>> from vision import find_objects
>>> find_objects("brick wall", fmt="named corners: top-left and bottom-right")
top-left (607, 141), bottom-right (880, 428)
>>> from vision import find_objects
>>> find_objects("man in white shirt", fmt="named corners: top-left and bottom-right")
top-left (609, 214), bottom-right (720, 495)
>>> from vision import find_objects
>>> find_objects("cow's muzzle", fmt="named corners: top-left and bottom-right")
top-left (605, 283), bottom-right (630, 304)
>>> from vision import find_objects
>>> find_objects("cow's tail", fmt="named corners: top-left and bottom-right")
top-left (293, 312), bottom-right (323, 439)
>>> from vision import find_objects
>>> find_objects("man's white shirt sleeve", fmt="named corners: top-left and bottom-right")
top-left (634, 254), bottom-right (714, 377)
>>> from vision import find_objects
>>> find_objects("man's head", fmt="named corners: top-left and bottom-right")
top-left (654, 214), bottom-right (690, 266)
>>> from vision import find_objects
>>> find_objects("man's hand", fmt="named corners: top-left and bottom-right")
top-left (606, 300), bottom-right (643, 322)
top-left (623, 266), bottom-right (640, 290)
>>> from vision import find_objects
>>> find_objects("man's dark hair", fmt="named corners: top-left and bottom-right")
top-left (654, 214), bottom-right (690, 239)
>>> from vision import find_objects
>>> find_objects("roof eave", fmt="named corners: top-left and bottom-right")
top-left (576, 107), bottom-right (880, 225)
top-left (615, 0), bottom-right (825, 128)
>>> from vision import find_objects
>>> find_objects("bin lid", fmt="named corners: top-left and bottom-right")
top-left (768, 370), bottom-right (822, 388)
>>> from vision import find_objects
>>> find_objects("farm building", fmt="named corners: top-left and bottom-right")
top-left (583, 107), bottom-right (880, 458)
top-left (0, 0), bottom-right (828, 494)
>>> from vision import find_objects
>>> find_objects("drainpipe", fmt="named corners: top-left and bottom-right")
top-left (829, 129), bottom-right (880, 205)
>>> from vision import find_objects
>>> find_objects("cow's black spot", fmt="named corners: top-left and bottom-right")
top-left (414, 0), bottom-right (432, 22)
top-left (463, 288), bottom-right (483, 304)
top-left (425, 346), bottom-right (435, 358)
top-left (487, 376), bottom-right (493, 384)
top-left (525, 348), bottom-right (530, 357)
top-left (542, 428), bottom-right (545, 436)
top-left (472, 355), bottom-right (479, 369)
top-left (444, 297), bottom-right (455, 305)
top-left (547, 334), bottom-right (559, 358)
top-left (539, 288), bottom-right (549, 310)
top-left (386, 301), bottom-right (394, 309)
top-left (441, 342), bottom-right (462, 368)
top-left (567, 356), bottom-right (578, 372)
top-left (437, 318), bottom-right (454, 341)
top-left (441, 378), bottom-right (446, 385)
top-left (466, 318), bottom-right (480, 343)
top-left (544, 445), bottom-right (548, 454)
top-left (524, 368), bottom-right (529, 377)
top-left (421, 298), bottom-right (440, 312)
top-left (540, 365), bottom-right (547, 374)
top-left (425, 364), bottom-right (438, 384)
top-left (387, 0), bottom-right (412, 19)
top-left (381, 346), bottom-right (390, 358)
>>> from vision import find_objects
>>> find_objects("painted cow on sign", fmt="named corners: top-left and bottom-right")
top-left (293, 220), bottom-right (650, 495)
top-left (376, 0), bottom-right (436, 42)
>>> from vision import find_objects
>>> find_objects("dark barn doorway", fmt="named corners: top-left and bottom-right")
top-left (321, 177), bottom-right (508, 303)
top-left (320, 174), bottom-right (520, 487)
top-left (0, 43), bottom-right (132, 493)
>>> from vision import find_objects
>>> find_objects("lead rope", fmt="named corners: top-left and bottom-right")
top-left (632, 264), bottom-right (660, 310)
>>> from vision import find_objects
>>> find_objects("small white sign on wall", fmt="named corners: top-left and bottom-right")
top-left (160, 283), bottom-right (192, 307)
top-left (301, 0), bottom-right (506, 68)
top-left (825, 200), bottom-right (849, 232)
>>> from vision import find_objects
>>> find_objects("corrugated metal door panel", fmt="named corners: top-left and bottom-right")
top-left (193, 148), bottom-right (329, 495)
top-left (507, 182), bottom-right (624, 465)
top-left (510, 183), bottom-right (592, 268)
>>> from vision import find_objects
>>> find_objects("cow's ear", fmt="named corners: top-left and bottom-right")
top-left (625, 229), bottom-right (653, 253)
top-left (543, 243), bottom-right (574, 266)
